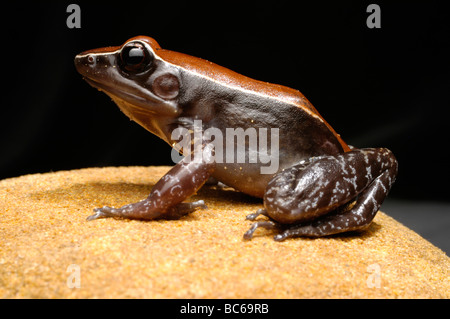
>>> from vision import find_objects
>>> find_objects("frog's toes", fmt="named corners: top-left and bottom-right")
top-left (243, 220), bottom-right (278, 240)
top-left (245, 208), bottom-right (268, 221)
top-left (273, 230), bottom-right (295, 242)
top-left (192, 200), bottom-right (207, 210)
top-left (86, 206), bottom-right (118, 221)
top-left (272, 225), bottom-right (315, 241)
top-left (163, 200), bottom-right (208, 219)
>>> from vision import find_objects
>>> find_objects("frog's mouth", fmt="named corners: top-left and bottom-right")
top-left (83, 77), bottom-right (157, 114)
top-left (82, 77), bottom-right (180, 118)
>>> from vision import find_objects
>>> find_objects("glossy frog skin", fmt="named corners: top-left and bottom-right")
top-left (74, 36), bottom-right (398, 241)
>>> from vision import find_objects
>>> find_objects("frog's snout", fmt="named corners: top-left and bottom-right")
top-left (74, 53), bottom-right (95, 76)
top-left (74, 45), bottom-right (119, 78)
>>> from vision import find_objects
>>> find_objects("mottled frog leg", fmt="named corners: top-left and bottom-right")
top-left (87, 144), bottom-right (215, 221)
top-left (245, 148), bottom-right (398, 240)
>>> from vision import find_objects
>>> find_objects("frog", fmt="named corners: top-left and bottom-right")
top-left (74, 36), bottom-right (398, 241)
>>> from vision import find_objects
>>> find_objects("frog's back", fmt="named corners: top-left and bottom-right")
top-left (155, 45), bottom-right (350, 153)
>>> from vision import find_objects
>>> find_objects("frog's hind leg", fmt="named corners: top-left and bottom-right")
top-left (272, 160), bottom-right (396, 241)
top-left (244, 148), bottom-right (398, 240)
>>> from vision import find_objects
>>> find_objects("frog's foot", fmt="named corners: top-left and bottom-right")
top-left (244, 209), bottom-right (280, 239)
top-left (245, 208), bottom-right (269, 221)
top-left (164, 200), bottom-right (207, 219)
top-left (270, 204), bottom-right (371, 241)
top-left (87, 206), bottom-right (120, 221)
top-left (243, 220), bottom-right (280, 240)
top-left (87, 200), bottom-right (207, 221)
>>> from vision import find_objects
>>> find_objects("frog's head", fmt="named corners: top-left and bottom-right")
top-left (75, 36), bottom-right (182, 121)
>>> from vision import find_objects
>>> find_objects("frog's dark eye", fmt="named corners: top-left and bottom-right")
top-left (120, 42), bottom-right (153, 73)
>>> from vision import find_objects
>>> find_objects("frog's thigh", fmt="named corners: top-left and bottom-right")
top-left (263, 148), bottom-right (398, 239)
top-left (263, 153), bottom-right (366, 224)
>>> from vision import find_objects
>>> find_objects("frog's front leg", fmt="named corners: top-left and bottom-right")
top-left (245, 148), bottom-right (398, 240)
top-left (87, 145), bottom-right (215, 221)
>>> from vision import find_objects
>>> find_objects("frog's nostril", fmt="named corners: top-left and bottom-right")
top-left (75, 54), bottom-right (95, 66)
top-left (75, 54), bottom-right (95, 76)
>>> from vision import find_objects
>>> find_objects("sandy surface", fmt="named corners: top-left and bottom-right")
top-left (1, 166), bottom-right (448, 298)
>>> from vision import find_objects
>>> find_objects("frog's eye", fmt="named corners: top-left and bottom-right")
top-left (120, 42), bottom-right (153, 73)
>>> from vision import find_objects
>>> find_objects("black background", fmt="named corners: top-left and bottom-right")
top-left (1, 2), bottom-right (449, 202)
